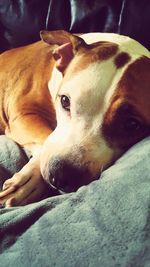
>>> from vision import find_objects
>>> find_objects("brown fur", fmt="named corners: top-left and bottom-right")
top-left (0, 41), bottom-right (56, 148)
top-left (114, 52), bottom-right (131, 68)
top-left (102, 56), bottom-right (150, 149)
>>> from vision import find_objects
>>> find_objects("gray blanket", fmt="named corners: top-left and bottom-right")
top-left (0, 135), bottom-right (150, 267)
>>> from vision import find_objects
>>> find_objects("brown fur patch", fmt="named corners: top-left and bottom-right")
top-left (88, 41), bottom-right (118, 61)
top-left (114, 52), bottom-right (131, 69)
top-left (79, 41), bottom-right (118, 61)
top-left (102, 56), bottom-right (150, 150)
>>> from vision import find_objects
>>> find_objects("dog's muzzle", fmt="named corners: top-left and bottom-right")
top-left (43, 157), bottom-right (92, 193)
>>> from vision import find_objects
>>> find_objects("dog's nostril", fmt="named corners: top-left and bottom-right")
top-left (48, 159), bottom-right (90, 193)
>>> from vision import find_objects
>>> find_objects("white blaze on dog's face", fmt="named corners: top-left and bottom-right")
top-left (40, 31), bottom-right (150, 193)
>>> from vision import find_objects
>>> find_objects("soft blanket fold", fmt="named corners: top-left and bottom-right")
top-left (0, 136), bottom-right (150, 267)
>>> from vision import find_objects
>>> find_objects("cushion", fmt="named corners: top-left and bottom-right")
top-left (0, 135), bottom-right (150, 267)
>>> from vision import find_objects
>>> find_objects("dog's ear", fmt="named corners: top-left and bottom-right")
top-left (40, 30), bottom-right (86, 73)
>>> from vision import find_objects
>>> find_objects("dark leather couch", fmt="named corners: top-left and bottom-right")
top-left (0, 0), bottom-right (150, 53)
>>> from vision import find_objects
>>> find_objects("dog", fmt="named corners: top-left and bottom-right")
top-left (0, 30), bottom-right (150, 207)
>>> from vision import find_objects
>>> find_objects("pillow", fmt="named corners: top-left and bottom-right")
top-left (0, 136), bottom-right (150, 267)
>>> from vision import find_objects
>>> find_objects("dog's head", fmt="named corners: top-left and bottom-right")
top-left (40, 30), bottom-right (150, 193)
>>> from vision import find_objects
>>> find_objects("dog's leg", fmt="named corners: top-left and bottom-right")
top-left (0, 115), bottom-right (55, 206)
top-left (0, 155), bottom-right (46, 207)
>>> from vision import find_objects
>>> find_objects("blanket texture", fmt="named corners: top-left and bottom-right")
top-left (0, 135), bottom-right (150, 267)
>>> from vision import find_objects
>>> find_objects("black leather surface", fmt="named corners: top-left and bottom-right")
top-left (0, 0), bottom-right (50, 51)
top-left (46, 0), bottom-right (122, 33)
top-left (0, 0), bottom-right (149, 52)
top-left (118, 0), bottom-right (150, 51)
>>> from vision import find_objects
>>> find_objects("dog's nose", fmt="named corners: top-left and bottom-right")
top-left (48, 159), bottom-right (90, 193)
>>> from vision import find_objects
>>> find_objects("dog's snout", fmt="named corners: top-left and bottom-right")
top-left (48, 159), bottom-right (90, 193)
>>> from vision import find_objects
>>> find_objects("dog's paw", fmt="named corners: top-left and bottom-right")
top-left (0, 158), bottom-right (49, 207)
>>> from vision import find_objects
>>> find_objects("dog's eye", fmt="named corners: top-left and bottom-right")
top-left (124, 118), bottom-right (141, 131)
top-left (60, 95), bottom-right (70, 111)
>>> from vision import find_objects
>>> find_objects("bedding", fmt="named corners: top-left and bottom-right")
top-left (0, 135), bottom-right (150, 267)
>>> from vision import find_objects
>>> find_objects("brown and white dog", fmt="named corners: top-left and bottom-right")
top-left (0, 31), bottom-right (150, 207)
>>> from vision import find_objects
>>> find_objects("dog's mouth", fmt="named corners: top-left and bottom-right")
top-left (48, 180), bottom-right (79, 194)
top-left (48, 180), bottom-right (66, 195)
